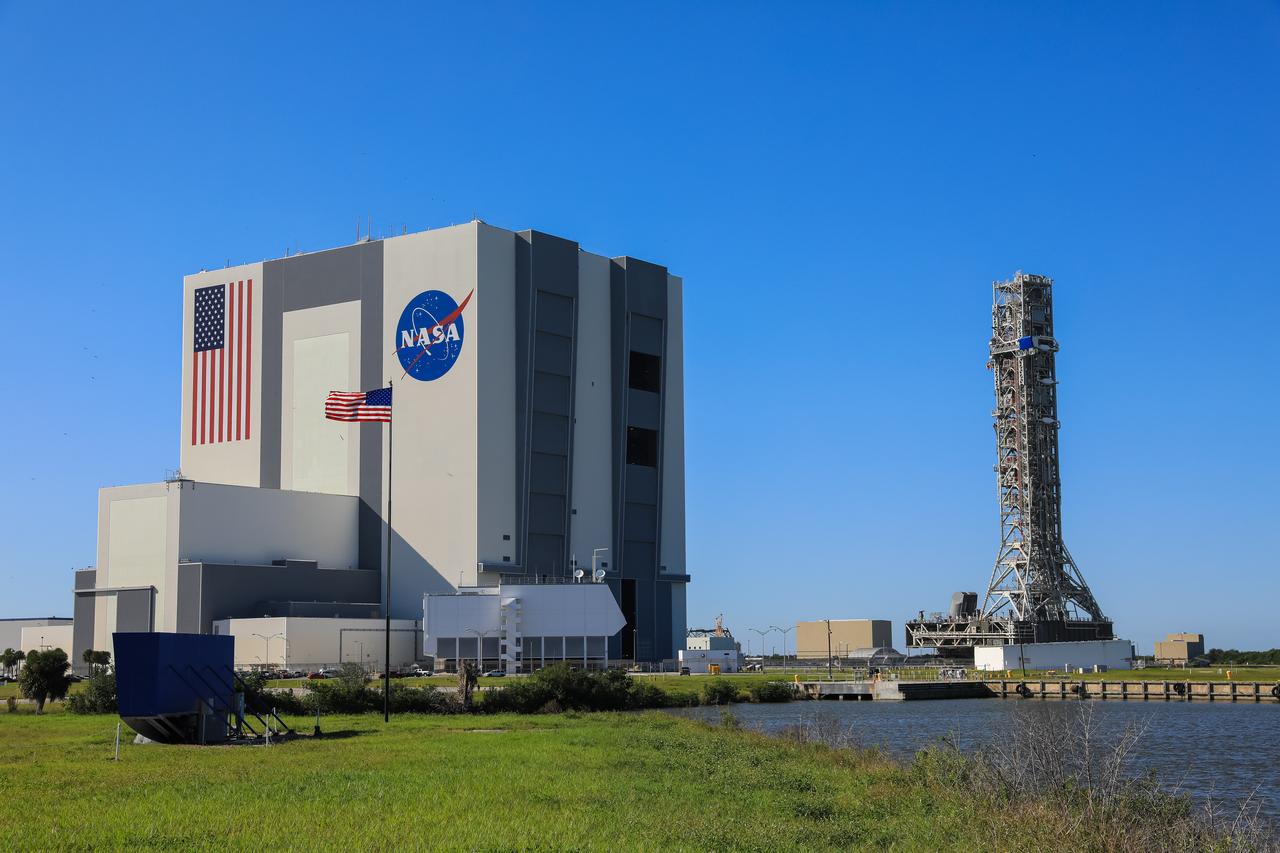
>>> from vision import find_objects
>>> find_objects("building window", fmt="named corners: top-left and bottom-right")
top-left (626, 427), bottom-right (659, 467)
top-left (628, 351), bottom-right (661, 393)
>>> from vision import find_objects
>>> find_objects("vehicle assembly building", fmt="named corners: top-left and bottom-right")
top-left (70, 221), bottom-right (689, 671)
top-left (906, 273), bottom-right (1116, 657)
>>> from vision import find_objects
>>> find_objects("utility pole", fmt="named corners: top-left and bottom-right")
top-left (771, 626), bottom-right (794, 675)
top-left (749, 628), bottom-right (772, 673)
top-left (826, 619), bottom-right (833, 681)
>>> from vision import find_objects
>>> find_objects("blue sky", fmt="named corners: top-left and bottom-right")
top-left (1, 3), bottom-right (1277, 651)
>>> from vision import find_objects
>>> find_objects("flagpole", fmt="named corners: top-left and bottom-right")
top-left (384, 379), bottom-right (393, 723)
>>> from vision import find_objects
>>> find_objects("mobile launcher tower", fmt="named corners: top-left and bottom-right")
top-left (906, 273), bottom-right (1113, 657)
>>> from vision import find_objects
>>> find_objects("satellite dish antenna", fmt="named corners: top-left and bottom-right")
top-left (593, 569), bottom-right (606, 581)
top-left (573, 569), bottom-right (585, 580)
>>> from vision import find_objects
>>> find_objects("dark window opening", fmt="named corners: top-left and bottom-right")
top-left (621, 579), bottom-right (637, 659)
top-left (628, 351), bottom-right (661, 393)
top-left (626, 427), bottom-right (659, 467)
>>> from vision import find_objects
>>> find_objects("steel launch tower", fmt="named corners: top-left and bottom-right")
top-left (906, 273), bottom-right (1113, 655)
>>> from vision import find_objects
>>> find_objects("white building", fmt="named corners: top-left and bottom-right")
top-left (678, 648), bottom-right (741, 674)
top-left (18, 624), bottom-right (75, 658)
top-left (0, 618), bottom-right (72, 653)
top-left (211, 616), bottom-right (419, 671)
top-left (974, 639), bottom-right (1135, 673)
top-left (423, 582), bottom-right (626, 673)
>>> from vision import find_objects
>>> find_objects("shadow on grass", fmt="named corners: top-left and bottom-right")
top-left (310, 729), bottom-right (365, 740)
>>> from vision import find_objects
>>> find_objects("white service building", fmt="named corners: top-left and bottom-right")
top-left (974, 639), bottom-right (1135, 672)
top-left (423, 581), bottom-right (626, 673)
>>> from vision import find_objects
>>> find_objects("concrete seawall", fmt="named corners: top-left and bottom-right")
top-left (796, 679), bottom-right (1280, 703)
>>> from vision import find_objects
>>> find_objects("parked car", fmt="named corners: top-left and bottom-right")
top-left (407, 665), bottom-right (432, 678)
top-left (679, 667), bottom-right (691, 676)
top-left (482, 670), bottom-right (506, 678)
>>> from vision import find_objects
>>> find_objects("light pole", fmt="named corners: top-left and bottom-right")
top-left (467, 628), bottom-right (495, 674)
top-left (825, 619), bottom-right (833, 681)
top-left (749, 628), bottom-right (773, 673)
top-left (253, 632), bottom-right (284, 669)
top-left (771, 626), bottom-right (794, 675)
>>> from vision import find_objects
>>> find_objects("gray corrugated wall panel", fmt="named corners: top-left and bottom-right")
top-left (190, 562), bottom-right (381, 633)
top-left (608, 257), bottom-right (670, 660)
top-left (175, 563), bottom-right (203, 633)
top-left (626, 389), bottom-right (661, 430)
top-left (264, 242), bottom-right (385, 570)
top-left (260, 260), bottom-right (284, 489)
top-left (515, 231), bottom-right (579, 578)
top-left (357, 243), bottom-right (385, 572)
top-left (115, 589), bottom-right (155, 633)
top-left (655, 583), bottom-right (673, 659)
top-left (71, 569), bottom-right (96, 674)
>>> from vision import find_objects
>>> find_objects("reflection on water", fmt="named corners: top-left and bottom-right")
top-left (671, 698), bottom-right (1280, 816)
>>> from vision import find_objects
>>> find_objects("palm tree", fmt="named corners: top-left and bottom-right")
top-left (82, 648), bottom-right (97, 675)
top-left (1, 648), bottom-right (15, 678)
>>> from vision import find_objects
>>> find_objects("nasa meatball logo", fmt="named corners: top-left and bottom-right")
top-left (395, 289), bottom-right (474, 381)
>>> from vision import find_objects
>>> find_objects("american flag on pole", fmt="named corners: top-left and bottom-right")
top-left (192, 279), bottom-right (253, 445)
top-left (325, 387), bottom-right (393, 422)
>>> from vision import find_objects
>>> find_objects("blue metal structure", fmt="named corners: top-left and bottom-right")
top-left (114, 632), bottom-right (236, 743)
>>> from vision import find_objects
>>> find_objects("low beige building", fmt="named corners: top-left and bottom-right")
top-left (795, 619), bottom-right (892, 660)
top-left (18, 624), bottom-right (75, 657)
top-left (1154, 632), bottom-right (1205, 665)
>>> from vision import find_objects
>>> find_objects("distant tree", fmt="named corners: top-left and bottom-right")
top-left (19, 648), bottom-right (72, 714)
top-left (92, 650), bottom-right (111, 671)
top-left (337, 661), bottom-right (369, 689)
top-left (1, 648), bottom-right (15, 677)
top-left (82, 648), bottom-right (97, 674)
top-left (457, 661), bottom-right (477, 711)
top-left (14, 650), bottom-right (25, 673)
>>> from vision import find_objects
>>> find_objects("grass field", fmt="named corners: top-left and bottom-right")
top-left (3, 705), bottom-right (1215, 852)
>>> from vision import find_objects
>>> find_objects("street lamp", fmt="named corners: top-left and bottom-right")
top-left (466, 627), bottom-right (496, 674)
top-left (749, 628), bottom-right (773, 673)
top-left (253, 632), bottom-right (284, 669)
top-left (770, 626), bottom-right (794, 675)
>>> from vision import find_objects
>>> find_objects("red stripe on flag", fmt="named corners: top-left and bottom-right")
top-left (233, 281), bottom-right (241, 442)
top-left (191, 347), bottom-right (199, 446)
top-left (245, 279), bottom-right (253, 440)
top-left (218, 330), bottom-right (224, 443)
top-left (198, 351), bottom-right (205, 445)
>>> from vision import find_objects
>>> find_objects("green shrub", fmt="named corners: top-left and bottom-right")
top-left (238, 671), bottom-right (308, 716)
top-left (305, 680), bottom-right (378, 713)
top-left (68, 671), bottom-right (117, 714)
top-left (482, 664), bottom-right (674, 714)
top-left (387, 683), bottom-right (461, 714)
top-left (700, 680), bottom-right (742, 706)
top-left (19, 648), bottom-right (72, 713)
top-left (749, 682), bottom-right (793, 703)
top-left (303, 680), bottom-right (460, 715)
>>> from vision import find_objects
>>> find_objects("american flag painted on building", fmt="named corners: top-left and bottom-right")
top-left (325, 387), bottom-right (393, 422)
top-left (192, 279), bottom-right (253, 445)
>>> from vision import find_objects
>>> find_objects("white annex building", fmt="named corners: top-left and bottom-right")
top-left (423, 582), bottom-right (626, 673)
top-left (974, 639), bottom-right (1135, 673)
top-left (67, 221), bottom-right (689, 673)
